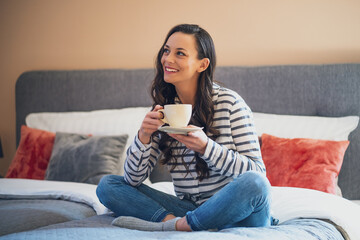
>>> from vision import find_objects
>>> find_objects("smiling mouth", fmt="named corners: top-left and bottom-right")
top-left (165, 67), bottom-right (179, 73)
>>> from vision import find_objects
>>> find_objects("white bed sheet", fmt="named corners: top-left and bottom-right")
top-left (0, 178), bottom-right (109, 215)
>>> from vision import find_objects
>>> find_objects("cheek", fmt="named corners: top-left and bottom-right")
top-left (160, 56), bottom-right (165, 66)
top-left (185, 60), bottom-right (199, 73)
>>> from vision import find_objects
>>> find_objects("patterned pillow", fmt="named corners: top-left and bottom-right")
top-left (261, 134), bottom-right (349, 194)
top-left (6, 126), bottom-right (55, 179)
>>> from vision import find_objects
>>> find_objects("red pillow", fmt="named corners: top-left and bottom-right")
top-left (261, 133), bottom-right (349, 194)
top-left (5, 125), bottom-right (55, 179)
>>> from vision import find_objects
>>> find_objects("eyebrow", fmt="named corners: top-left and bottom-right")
top-left (164, 45), bottom-right (188, 52)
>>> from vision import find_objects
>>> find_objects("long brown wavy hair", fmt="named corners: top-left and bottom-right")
top-left (151, 24), bottom-right (219, 181)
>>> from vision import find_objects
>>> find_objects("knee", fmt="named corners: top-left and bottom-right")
top-left (96, 175), bottom-right (126, 203)
top-left (234, 171), bottom-right (270, 197)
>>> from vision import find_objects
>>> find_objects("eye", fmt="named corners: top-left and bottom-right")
top-left (177, 51), bottom-right (186, 56)
top-left (163, 48), bottom-right (170, 55)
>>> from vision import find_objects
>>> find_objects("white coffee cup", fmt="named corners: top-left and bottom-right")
top-left (158, 104), bottom-right (192, 127)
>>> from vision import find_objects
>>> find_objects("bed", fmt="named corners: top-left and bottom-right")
top-left (1, 64), bottom-right (360, 239)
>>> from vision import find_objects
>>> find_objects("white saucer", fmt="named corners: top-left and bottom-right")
top-left (158, 126), bottom-right (203, 135)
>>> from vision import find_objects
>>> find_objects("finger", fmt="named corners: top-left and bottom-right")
top-left (143, 116), bottom-right (157, 124)
top-left (142, 116), bottom-right (164, 126)
top-left (143, 122), bottom-right (162, 130)
top-left (182, 129), bottom-right (203, 138)
top-left (147, 111), bottom-right (164, 120)
top-left (143, 120), bottom-right (164, 130)
top-left (168, 133), bottom-right (183, 141)
top-left (158, 111), bottom-right (164, 120)
top-left (153, 105), bottom-right (163, 112)
top-left (141, 126), bottom-right (158, 134)
top-left (168, 133), bottom-right (185, 138)
top-left (168, 133), bottom-right (178, 139)
top-left (169, 134), bottom-right (192, 144)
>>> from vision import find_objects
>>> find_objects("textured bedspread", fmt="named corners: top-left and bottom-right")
top-left (0, 214), bottom-right (344, 240)
top-left (1, 179), bottom-right (359, 239)
top-left (0, 199), bottom-right (96, 236)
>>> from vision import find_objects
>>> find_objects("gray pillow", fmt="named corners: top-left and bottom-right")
top-left (45, 132), bottom-right (128, 184)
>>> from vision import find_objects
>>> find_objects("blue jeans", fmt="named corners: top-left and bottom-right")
top-left (96, 171), bottom-right (272, 231)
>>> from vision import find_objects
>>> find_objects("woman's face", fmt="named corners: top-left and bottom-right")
top-left (161, 32), bottom-right (205, 87)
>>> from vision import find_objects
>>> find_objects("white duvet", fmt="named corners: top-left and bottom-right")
top-left (0, 178), bottom-right (109, 215)
top-left (0, 179), bottom-right (359, 240)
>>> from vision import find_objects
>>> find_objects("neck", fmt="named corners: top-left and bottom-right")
top-left (174, 81), bottom-right (197, 106)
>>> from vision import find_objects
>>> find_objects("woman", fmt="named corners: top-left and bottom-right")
top-left (96, 24), bottom-right (273, 232)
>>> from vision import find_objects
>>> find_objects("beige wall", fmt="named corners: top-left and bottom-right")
top-left (0, 0), bottom-right (360, 175)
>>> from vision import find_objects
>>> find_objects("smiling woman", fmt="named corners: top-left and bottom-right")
top-left (161, 32), bottom-right (209, 91)
top-left (96, 24), bottom-right (270, 232)
top-left (1, 1), bottom-right (360, 180)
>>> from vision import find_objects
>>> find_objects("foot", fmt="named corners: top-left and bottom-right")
top-left (111, 216), bottom-right (180, 232)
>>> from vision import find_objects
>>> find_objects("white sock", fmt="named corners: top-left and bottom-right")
top-left (111, 216), bottom-right (181, 231)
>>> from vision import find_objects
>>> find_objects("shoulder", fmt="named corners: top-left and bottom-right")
top-left (213, 83), bottom-right (246, 106)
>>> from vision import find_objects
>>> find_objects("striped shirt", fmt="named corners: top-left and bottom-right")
top-left (124, 83), bottom-right (265, 205)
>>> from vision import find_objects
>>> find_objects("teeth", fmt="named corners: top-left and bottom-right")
top-left (166, 67), bottom-right (178, 72)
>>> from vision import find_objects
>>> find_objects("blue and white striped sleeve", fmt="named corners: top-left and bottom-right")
top-left (200, 98), bottom-right (265, 177)
top-left (123, 133), bottom-right (161, 186)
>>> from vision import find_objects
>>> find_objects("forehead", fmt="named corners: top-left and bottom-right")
top-left (165, 32), bottom-right (197, 52)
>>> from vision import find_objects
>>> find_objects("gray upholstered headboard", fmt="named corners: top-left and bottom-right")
top-left (16, 64), bottom-right (360, 199)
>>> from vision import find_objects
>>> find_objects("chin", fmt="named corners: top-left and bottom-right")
top-left (163, 76), bottom-right (177, 84)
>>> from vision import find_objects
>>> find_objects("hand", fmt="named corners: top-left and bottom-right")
top-left (138, 105), bottom-right (164, 144)
top-left (168, 125), bottom-right (208, 155)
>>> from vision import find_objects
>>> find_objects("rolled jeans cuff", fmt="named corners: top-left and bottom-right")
top-left (152, 208), bottom-right (169, 222)
top-left (186, 211), bottom-right (206, 231)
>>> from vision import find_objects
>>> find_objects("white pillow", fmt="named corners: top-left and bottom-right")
top-left (253, 112), bottom-right (359, 141)
top-left (26, 107), bottom-right (151, 176)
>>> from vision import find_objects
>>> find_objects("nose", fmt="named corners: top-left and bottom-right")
top-left (163, 52), bottom-right (175, 64)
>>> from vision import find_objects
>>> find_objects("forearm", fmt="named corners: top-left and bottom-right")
top-left (200, 138), bottom-right (265, 177)
top-left (124, 134), bottom-right (158, 186)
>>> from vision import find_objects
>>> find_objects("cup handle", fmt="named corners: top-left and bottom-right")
top-left (158, 109), bottom-right (168, 124)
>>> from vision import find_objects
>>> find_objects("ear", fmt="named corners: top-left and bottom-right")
top-left (197, 58), bottom-right (210, 73)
